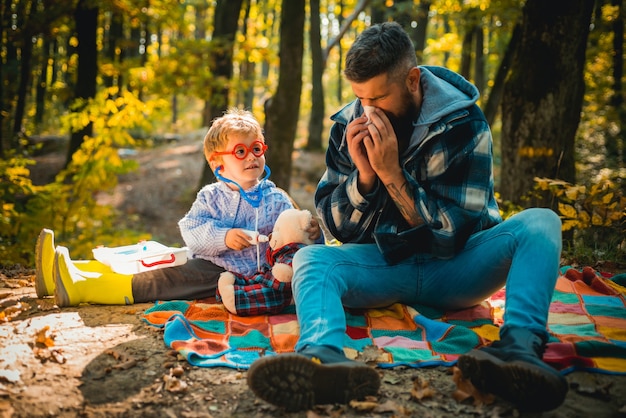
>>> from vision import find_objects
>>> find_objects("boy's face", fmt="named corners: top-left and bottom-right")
top-left (214, 132), bottom-right (266, 190)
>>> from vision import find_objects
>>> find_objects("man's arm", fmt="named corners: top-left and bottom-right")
top-left (385, 178), bottom-right (424, 227)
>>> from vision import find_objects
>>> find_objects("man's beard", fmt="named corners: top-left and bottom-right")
top-left (388, 92), bottom-right (419, 151)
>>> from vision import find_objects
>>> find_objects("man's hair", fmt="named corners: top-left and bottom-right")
top-left (344, 22), bottom-right (417, 83)
top-left (203, 108), bottom-right (264, 163)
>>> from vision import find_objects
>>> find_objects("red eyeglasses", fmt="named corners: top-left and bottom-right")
top-left (211, 141), bottom-right (268, 160)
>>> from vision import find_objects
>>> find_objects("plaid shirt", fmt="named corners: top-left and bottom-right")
top-left (216, 242), bottom-right (306, 316)
top-left (315, 66), bottom-right (502, 263)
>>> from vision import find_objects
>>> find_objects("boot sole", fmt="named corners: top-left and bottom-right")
top-left (247, 354), bottom-right (380, 411)
top-left (457, 350), bottom-right (568, 412)
top-left (53, 248), bottom-right (72, 307)
top-left (35, 229), bottom-right (54, 298)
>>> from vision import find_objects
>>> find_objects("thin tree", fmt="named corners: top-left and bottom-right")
top-left (607, 0), bottom-right (624, 166)
top-left (307, 0), bottom-right (324, 150)
top-left (413, 0), bottom-right (432, 63)
top-left (307, 0), bottom-right (370, 151)
top-left (65, 0), bottom-right (98, 167)
top-left (264, 0), bottom-right (305, 191)
top-left (197, 0), bottom-right (245, 190)
top-left (499, 0), bottom-right (595, 205)
top-left (482, 23), bottom-right (521, 126)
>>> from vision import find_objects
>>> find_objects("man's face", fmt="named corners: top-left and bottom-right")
top-left (350, 72), bottom-right (417, 122)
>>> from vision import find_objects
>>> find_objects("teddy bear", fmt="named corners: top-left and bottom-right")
top-left (216, 208), bottom-right (316, 316)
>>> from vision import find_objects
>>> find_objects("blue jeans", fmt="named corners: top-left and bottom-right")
top-left (291, 208), bottom-right (562, 352)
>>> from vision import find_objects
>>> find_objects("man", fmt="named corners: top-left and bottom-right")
top-left (247, 22), bottom-right (567, 413)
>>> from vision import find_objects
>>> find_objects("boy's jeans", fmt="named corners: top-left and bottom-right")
top-left (292, 208), bottom-right (562, 352)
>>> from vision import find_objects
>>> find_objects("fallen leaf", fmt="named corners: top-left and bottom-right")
top-left (163, 374), bottom-right (188, 393)
top-left (382, 374), bottom-right (403, 385)
top-left (451, 366), bottom-right (495, 407)
top-left (373, 399), bottom-right (407, 414)
top-left (348, 399), bottom-right (378, 411)
top-left (1, 301), bottom-right (31, 321)
top-left (34, 325), bottom-right (56, 348)
top-left (112, 359), bottom-right (138, 370)
top-left (358, 345), bottom-right (387, 363)
top-left (33, 346), bottom-right (66, 364)
top-left (410, 375), bottom-right (437, 401)
top-left (170, 365), bottom-right (184, 377)
top-left (105, 349), bottom-right (123, 361)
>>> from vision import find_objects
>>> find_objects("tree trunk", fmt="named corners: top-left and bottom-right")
top-left (9, 0), bottom-right (35, 150)
top-left (309, 0), bottom-right (370, 151)
top-left (104, 10), bottom-right (123, 89)
top-left (198, 0), bottom-right (244, 190)
top-left (483, 23), bottom-right (521, 126)
top-left (264, 0), bottom-right (305, 192)
top-left (500, 0), bottom-right (595, 206)
top-left (413, 1), bottom-right (432, 63)
top-left (393, 0), bottom-right (417, 40)
top-left (370, 0), bottom-right (386, 24)
top-left (336, 0), bottom-right (344, 104)
top-left (323, 0), bottom-right (370, 103)
top-left (35, 38), bottom-right (50, 126)
top-left (11, 25), bottom-right (32, 146)
top-left (65, 0), bottom-right (98, 167)
top-left (607, 0), bottom-right (624, 166)
top-left (473, 23), bottom-right (484, 95)
top-left (307, 0), bottom-right (324, 151)
top-left (239, 1), bottom-right (255, 110)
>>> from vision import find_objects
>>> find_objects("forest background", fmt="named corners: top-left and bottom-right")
top-left (0, 0), bottom-right (624, 269)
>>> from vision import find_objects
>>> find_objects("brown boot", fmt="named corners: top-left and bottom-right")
top-left (247, 345), bottom-right (380, 411)
top-left (457, 327), bottom-right (568, 412)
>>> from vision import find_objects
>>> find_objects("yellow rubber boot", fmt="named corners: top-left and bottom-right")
top-left (35, 229), bottom-right (116, 297)
top-left (54, 246), bottom-right (134, 307)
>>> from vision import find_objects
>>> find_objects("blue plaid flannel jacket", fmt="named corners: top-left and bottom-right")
top-left (315, 66), bottom-right (502, 263)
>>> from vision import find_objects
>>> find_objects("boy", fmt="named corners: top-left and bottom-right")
top-left (37, 108), bottom-right (320, 306)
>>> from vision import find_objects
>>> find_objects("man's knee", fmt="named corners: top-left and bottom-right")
top-left (292, 245), bottom-right (331, 287)
top-left (512, 208), bottom-right (562, 249)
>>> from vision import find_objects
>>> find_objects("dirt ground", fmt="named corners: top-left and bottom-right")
top-left (2, 134), bottom-right (626, 418)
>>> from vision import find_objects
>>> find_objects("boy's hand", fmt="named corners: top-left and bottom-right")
top-left (225, 229), bottom-right (254, 251)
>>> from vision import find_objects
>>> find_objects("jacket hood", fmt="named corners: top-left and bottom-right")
top-left (416, 65), bottom-right (479, 126)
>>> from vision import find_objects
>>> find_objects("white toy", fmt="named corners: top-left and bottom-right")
top-left (217, 209), bottom-right (316, 316)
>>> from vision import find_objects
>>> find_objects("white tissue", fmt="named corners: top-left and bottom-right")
top-left (363, 106), bottom-right (376, 125)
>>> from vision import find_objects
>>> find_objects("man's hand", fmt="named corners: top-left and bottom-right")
top-left (346, 115), bottom-right (377, 193)
top-left (305, 217), bottom-right (322, 242)
top-left (362, 107), bottom-right (424, 228)
top-left (362, 107), bottom-right (403, 184)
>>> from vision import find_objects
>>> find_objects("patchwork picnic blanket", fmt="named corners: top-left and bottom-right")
top-left (142, 267), bottom-right (626, 374)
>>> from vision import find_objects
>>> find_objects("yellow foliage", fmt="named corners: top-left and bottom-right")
top-left (565, 185), bottom-right (585, 200)
top-left (534, 177), bottom-right (625, 236)
top-left (561, 219), bottom-right (580, 231)
top-left (558, 203), bottom-right (577, 219)
top-left (518, 146), bottom-right (554, 158)
top-left (1, 88), bottom-right (166, 265)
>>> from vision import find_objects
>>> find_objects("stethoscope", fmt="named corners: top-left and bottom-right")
top-left (214, 165), bottom-right (272, 270)
top-left (214, 165), bottom-right (271, 209)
